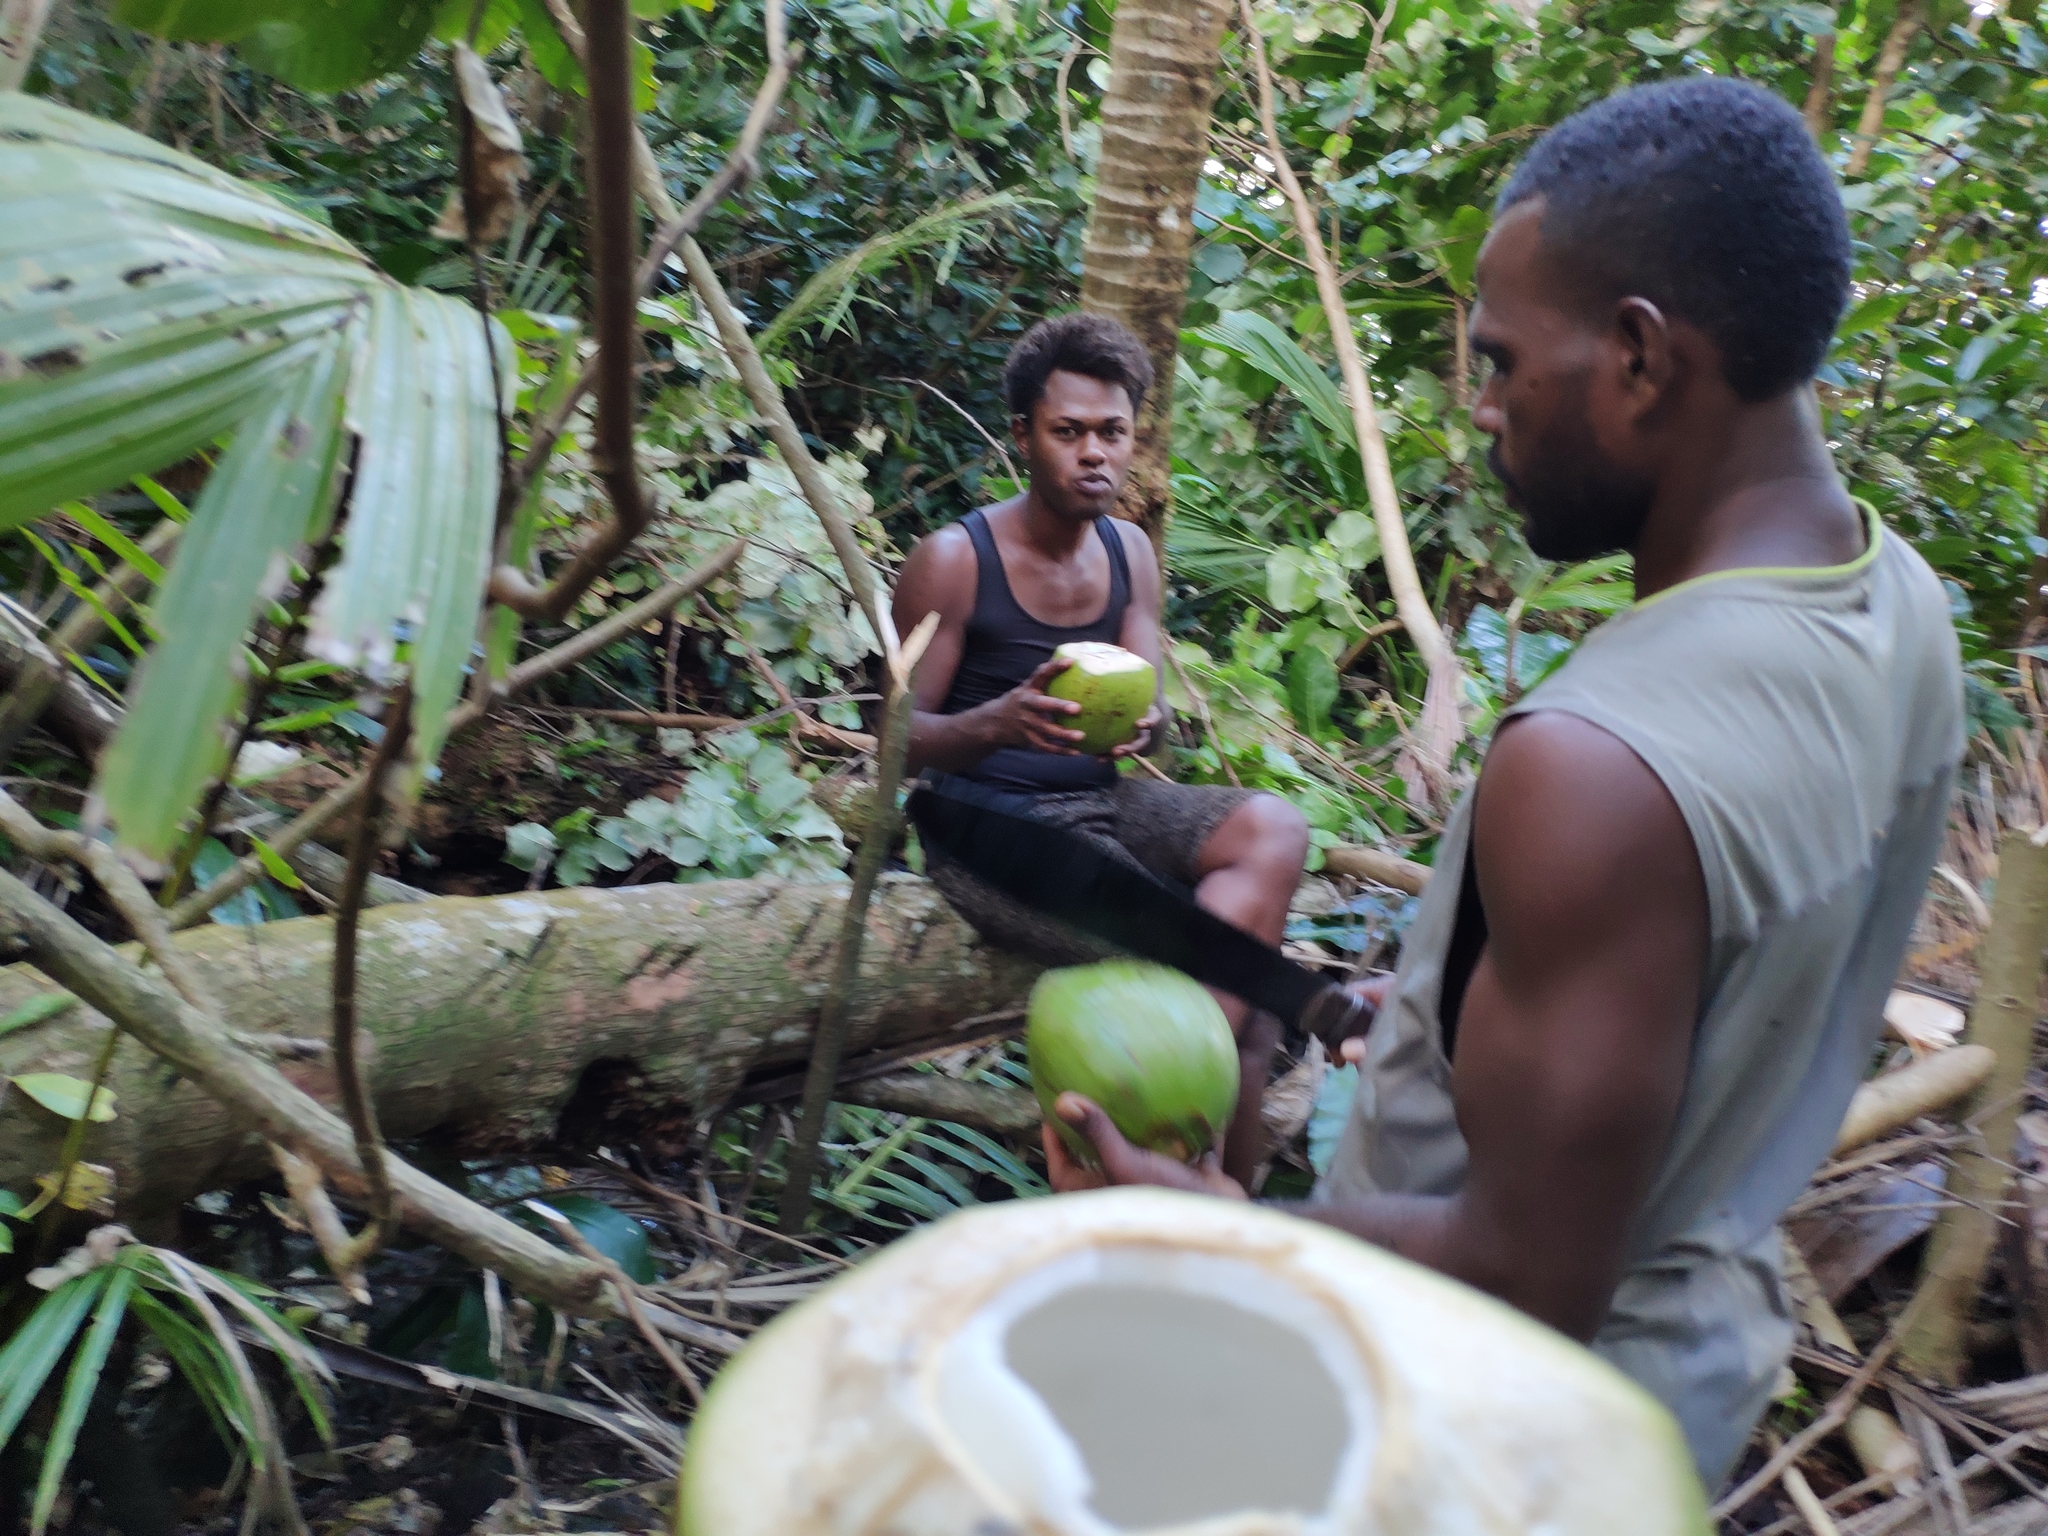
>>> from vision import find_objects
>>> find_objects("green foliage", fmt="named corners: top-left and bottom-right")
top-left (504, 731), bottom-right (848, 887)
top-left (0, 1236), bottom-right (332, 1536)
top-left (114, 0), bottom-right (445, 91)
top-left (1174, 0), bottom-right (2048, 730)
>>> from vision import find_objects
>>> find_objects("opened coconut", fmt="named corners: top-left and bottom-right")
top-left (678, 1188), bottom-right (1709, 1535)
top-left (1029, 961), bottom-right (1239, 1167)
top-left (1046, 641), bottom-right (1155, 755)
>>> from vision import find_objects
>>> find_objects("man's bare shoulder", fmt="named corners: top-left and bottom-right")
top-left (1474, 710), bottom-right (1704, 961)
top-left (1106, 514), bottom-right (1162, 585)
top-left (899, 521), bottom-right (980, 593)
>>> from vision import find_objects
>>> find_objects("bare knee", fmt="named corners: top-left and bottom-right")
top-left (1210, 792), bottom-right (1311, 876)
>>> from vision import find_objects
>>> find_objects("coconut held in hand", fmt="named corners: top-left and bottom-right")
top-left (678, 1189), bottom-right (1710, 1535)
top-left (1029, 960), bottom-right (1239, 1167)
top-left (1045, 640), bottom-right (1156, 755)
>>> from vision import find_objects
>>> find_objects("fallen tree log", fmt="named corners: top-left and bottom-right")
top-left (0, 872), bottom-right (1040, 1221)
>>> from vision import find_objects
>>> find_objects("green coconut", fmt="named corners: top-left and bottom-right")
top-left (677, 1189), bottom-right (1712, 1536)
top-left (1029, 960), bottom-right (1239, 1167)
top-left (1044, 641), bottom-right (1156, 755)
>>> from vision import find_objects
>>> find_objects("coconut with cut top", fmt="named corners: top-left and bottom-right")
top-left (677, 1188), bottom-right (1710, 1536)
top-left (1046, 641), bottom-right (1156, 755)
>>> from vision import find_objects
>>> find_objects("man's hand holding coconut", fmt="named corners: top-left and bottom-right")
top-left (993, 81), bottom-right (1967, 1497)
top-left (892, 314), bottom-right (1315, 1189)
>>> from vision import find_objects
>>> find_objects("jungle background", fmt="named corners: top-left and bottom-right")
top-left (0, 0), bottom-right (2044, 1530)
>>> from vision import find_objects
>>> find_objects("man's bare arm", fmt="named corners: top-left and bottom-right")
top-left (1109, 519), bottom-right (1172, 760)
top-left (1050, 710), bottom-right (1707, 1342)
top-left (893, 526), bottom-right (1085, 774)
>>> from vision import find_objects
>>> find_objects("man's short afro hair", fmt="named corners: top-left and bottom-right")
top-left (1496, 76), bottom-right (1852, 401)
top-left (1001, 311), bottom-right (1155, 422)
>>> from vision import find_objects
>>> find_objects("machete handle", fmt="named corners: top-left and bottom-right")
top-left (1299, 985), bottom-right (1378, 1055)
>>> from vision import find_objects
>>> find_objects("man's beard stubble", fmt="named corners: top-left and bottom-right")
top-left (1487, 423), bottom-right (1655, 565)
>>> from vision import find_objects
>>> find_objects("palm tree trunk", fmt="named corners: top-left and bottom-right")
top-left (1847, 0), bottom-right (1924, 176)
top-left (1079, 0), bottom-right (1233, 548)
top-left (1803, 31), bottom-right (1837, 139)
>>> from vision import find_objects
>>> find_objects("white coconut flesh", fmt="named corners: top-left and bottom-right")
top-left (932, 1246), bottom-right (1374, 1534)
top-left (677, 1189), bottom-right (1711, 1536)
top-left (1057, 640), bottom-right (1152, 677)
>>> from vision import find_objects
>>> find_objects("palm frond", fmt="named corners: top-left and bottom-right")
top-left (1191, 311), bottom-right (1352, 445)
top-left (756, 191), bottom-right (1039, 356)
top-left (0, 95), bottom-right (506, 856)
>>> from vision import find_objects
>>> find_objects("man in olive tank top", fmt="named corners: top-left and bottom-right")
top-left (892, 313), bottom-right (1314, 1186)
top-left (1044, 79), bottom-right (1964, 1489)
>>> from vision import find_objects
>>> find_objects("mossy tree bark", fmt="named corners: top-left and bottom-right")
top-left (1078, 0), bottom-right (1232, 548)
top-left (0, 874), bottom-right (1039, 1223)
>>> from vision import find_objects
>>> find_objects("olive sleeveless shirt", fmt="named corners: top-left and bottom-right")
top-left (939, 507), bottom-right (1132, 793)
top-left (1318, 508), bottom-right (1964, 1487)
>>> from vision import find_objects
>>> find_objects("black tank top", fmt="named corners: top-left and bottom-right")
top-left (938, 507), bottom-right (1132, 792)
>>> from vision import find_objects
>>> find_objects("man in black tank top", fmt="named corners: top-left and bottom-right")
top-left (891, 313), bottom-right (1313, 1187)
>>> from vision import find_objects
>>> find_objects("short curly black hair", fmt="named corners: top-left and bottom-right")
top-left (1496, 77), bottom-right (1852, 402)
top-left (1000, 311), bottom-right (1155, 422)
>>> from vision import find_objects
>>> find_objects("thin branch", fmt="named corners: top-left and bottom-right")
top-left (779, 613), bottom-right (938, 1233)
top-left (329, 688), bottom-right (414, 1269)
top-left (0, 789), bottom-right (216, 1012)
top-left (166, 540), bottom-right (745, 929)
top-left (272, 1145), bottom-right (370, 1305)
top-left (1234, 0), bottom-right (1451, 681)
top-left (887, 377), bottom-right (1019, 484)
top-left (493, 0), bottom-right (792, 562)
top-left (1711, 1283), bottom-right (1936, 1519)
top-left (501, 539), bottom-right (747, 696)
top-left (528, 1201), bottom-right (703, 1405)
top-left (680, 237), bottom-right (892, 656)
top-left (490, 0), bottom-right (654, 626)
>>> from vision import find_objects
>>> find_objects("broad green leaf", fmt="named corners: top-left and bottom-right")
top-left (0, 98), bottom-right (365, 528)
top-left (310, 284), bottom-right (505, 800)
top-left (185, 838), bottom-right (280, 925)
top-left (8, 1073), bottom-right (118, 1122)
top-left (526, 1194), bottom-right (656, 1283)
top-left (33, 1268), bottom-right (137, 1536)
top-left (1195, 311), bottom-right (1352, 445)
top-left (1288, 643), bottom-right (1340, 735)
top-left (110, 0), bottom-right (283, 41)
top-left (514, 0), bottom-right (586, 94)
top-left (0, 98), bottom-right (503, 857)
top-left (97, 318), bottom-right (357, 858)
top-left (0, 992), bottom-right (77, 1039)
top-left (118, 0), bottom-right (445, 92)
top-left (1435, 204), bottom-right (1490, 296)
top-left (251, 836), bottom-right (305, 891)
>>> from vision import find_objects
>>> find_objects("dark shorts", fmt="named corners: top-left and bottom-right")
top-left (923, 774), bottom-right (1255, 966)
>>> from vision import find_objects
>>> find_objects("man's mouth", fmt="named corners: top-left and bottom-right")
top-left (1075, 474), bottom-right (1113, 495)
top-left (1484, 444), bottom-right (1522, 508)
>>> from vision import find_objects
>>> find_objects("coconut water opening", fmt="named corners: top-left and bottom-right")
top-left (1001, 1282), bottom-right (1352, 1531)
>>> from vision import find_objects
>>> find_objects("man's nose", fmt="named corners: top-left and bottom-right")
top-left (1078, 433), bottom-right (1107, 461)
top-left (1471, 378), bottom-right (1505, 436)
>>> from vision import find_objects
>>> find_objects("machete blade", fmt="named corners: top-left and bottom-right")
top-left (907, 772), bottom-right (1368, 1044)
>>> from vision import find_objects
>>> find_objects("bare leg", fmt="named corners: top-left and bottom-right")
top-left (1189, 794), bottom-right (1311, 1186)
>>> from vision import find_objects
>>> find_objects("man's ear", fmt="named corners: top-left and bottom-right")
top-left (1612, 296), bottom-right (1678, 416)
top-left (1010, 409), bottom-right (1033, 454)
